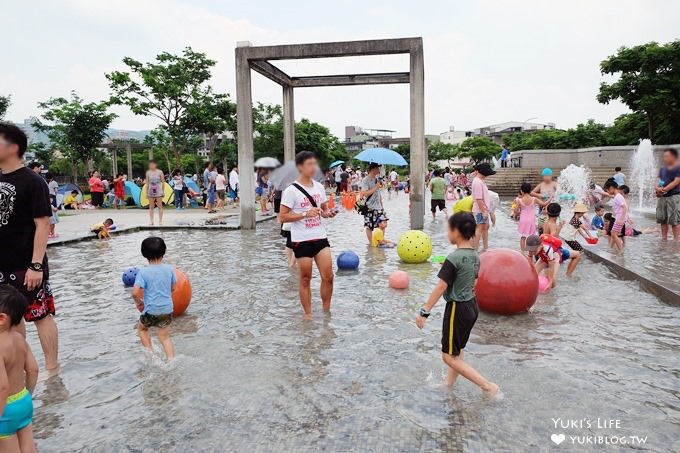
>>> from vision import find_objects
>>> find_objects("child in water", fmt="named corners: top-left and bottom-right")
top-left (604, 180), bottom-right (627, 252)
top-left (132, 237), bottom-right (176, 361)
top-left (514, 182), bottom-right (537, 253)
top-left (524, 234), bottom-right (580, 289)
top-left (0, 286), bottom-right (39, 453)
top-left (561, 203), bottom-right (595, 251)
top-left (591, 203), bottom-right (605, 231)
top-left (371, 215), bottom-right (395, 248)
top-left (416, 212), bottom-right (499, 397)
top-left (542, 202), bottom-right (565, 237)
top-left (90, 218), bottom-right (114, 239)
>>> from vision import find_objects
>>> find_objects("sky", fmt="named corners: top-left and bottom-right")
top-left (2, 0), bottom-right (678, 139)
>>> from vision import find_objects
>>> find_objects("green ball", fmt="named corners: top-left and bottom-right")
top-left (397, 230), bottom-right (433, 264)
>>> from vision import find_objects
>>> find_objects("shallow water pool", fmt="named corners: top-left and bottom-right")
top-left (33, 195), bottom-right (679, 452)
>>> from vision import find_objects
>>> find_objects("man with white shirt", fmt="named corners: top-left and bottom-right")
top-left (279, 151), bottom-right (337, 319)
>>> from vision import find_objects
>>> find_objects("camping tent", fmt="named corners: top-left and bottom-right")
top-left (124, 181), bottom-right (142, 206)
top-left (140, 182), bottom-right (174, 207)
top-left (58, 183), bottom-right (84, 203)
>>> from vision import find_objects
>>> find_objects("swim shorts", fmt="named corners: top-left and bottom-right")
top-left (431, 199), bottom-right (446, 213)
top-left (0, 388), bottom-right (33, 438)
top-left (559, 247), bottom-right (571, 263)
top-left (441, 299), bottom-right (479, 356)
top-left (474, 212), bottom-right (489, 225)
top-left (139, 313), bottom-right (172, 328)
top-left (293, 239), bottom-right (330, 259)
top-left (363, 210), bottom-right (385, 230)
top-left (656, 194), bottom-right (680, 225)
top-left (0, 269), bottom-right (56, 322)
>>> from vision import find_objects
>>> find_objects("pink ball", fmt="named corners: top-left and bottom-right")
top-left (388, 270), bottom-right (410, 289)
top-left (538, 275), bottom-right (551, 293)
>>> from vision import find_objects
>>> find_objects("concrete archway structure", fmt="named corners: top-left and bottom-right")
top-left (235, 37), bottom-right (426, 230)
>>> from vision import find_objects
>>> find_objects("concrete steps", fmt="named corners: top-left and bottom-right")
top-left (486, 167), bottom-right (628, 196)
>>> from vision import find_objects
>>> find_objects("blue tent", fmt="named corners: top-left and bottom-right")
top-left (124, 181), bottom-right (141, 206)
top-left (58, 183), bottom-right (83, 202)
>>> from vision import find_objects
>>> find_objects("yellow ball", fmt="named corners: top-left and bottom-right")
top-left (397, 230), bottom-right (433, 263)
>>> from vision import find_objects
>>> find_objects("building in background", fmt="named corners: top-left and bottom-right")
top-left (343, 125), bottom-right (439, 155)
top-left (472, 121), bottom-right (556, 144)
top-left (439, 126), bottom-right (472, 145)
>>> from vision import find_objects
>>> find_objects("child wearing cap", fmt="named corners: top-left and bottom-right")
top-left (531, 168), bottom-right (558, 234)
top-left (561, 203), bottom-right (595, 251)
top-left (524, 233), bottom-right (581, 289)
top-left (370, 215), bottom-right (394, 248)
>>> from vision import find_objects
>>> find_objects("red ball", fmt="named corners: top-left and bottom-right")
top-left (474, 248), bottom-right (538, 315)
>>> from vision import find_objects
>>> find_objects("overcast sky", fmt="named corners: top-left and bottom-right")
top-left (3, 0), bottom-right (678, 138)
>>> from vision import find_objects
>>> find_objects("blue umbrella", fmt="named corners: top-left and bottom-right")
top-left (354, 147), bottom-right (408, 166)
top-left (328, 160), bottom-right (344, 169)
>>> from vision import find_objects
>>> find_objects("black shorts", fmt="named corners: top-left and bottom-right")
top-left (431, 199), bottom-right (446, 213)
top-left (441, 299), bottom-right (479, 356)
top-left (293, 239), bottom-right (330, 259)
top-left (140, 313), bottom-right (172, 328)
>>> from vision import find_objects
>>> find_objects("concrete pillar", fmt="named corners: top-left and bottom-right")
top-left (148, 148), bottom-right (154, 161)
top-left (235, 46), bottom-right (256, 229)
top-left (111, 148), bottom-right (118, 176)
top-left (409, 45), bottom-right (426, 230)
top-left (283, 85), bottom-right (295, 162)
top-left (126, 143), bottom-right (133, 179)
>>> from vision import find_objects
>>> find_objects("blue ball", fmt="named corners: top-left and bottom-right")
top-left (122, 267), bottom-right (139, 287)
top-left (337, 251), bottom-right (360, 270)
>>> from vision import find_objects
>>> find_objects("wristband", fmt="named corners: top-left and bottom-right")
top-left (418, 307), bottom-right (431, 318)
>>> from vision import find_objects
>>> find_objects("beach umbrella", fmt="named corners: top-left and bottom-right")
top-left (328, 160), bottom-right (344, 169)
top-left (268, 161), bottom-right (325, 190)
top-left (354, 147), bottom-right (408, 166)
top-left (254, 157), bottom-right (281, 168)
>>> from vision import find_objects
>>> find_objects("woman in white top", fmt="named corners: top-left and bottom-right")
top-left (279, 151), bottom-right (337, 319)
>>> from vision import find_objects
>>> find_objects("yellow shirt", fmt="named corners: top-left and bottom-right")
top-left (90, 222), bottom-right (105, 232)
top-left (371, 228), bottom-right (385, 247)
top-left (65, 194), bottom-right (77, 204)
top-left (453, 196), bottom-right (473, 213)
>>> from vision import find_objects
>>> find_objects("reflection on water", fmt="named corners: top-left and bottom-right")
top-left (31, 196), bottom-right (679, 451)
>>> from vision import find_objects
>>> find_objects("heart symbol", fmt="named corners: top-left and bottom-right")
top-left (551, 433), bottom-right (566, 445)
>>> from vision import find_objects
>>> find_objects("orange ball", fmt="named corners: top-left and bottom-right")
top-left (136, 268), bottom-right (192, 317)
top-left (172, 269), bottom-right (192, 317)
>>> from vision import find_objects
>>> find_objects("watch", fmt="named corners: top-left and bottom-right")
top-left (418, 307), bottom-right (431, 318)
top-left (28, 262), bottom-right (44, 272)
top-left (302, 211), bottom-right (308, 218)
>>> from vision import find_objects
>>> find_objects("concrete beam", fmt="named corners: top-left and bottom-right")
top-left (111, 148), bottom-right (118, 176)
top-left (291, 72), bottom-right (410, 88)
top-left (242, 38), bottom-right (421, 61)
top-left (409, 43), bottom-right (426, 230)
top-left (249, 60), bottom-right (293, 86)
top-left (283, 86), bottom-right (295, 162)
top-left (126, 143), bottom-right (133, 179)
top-left (235, 49), bottom-right (256, 229)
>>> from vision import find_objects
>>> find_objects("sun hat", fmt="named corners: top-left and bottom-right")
top-left (522, 234), bottom-right (542, 251)
top-left (541, 168), bottom-right (553, 177)
top-left (377, 214), bottom-right (389, 223)
top-left (572, 203), bottom-right (587, 213)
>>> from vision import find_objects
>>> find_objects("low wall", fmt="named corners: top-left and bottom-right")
top-left (512, 144), bottom-right (679, 168)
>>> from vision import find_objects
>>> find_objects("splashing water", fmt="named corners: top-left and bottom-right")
top-left (557, 164), bottom-right (592, 206)
top-left (629, 139), bottom-right (657, 210)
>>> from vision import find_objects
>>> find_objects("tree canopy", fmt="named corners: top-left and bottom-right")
top-left (0, 95), bottom-right (10, 119)
top-left (597, 40), bottom-right (680, 143)
top-left (106, 47), bottom-right (230, 164)
top-left (34, 92), bottom-right (116, 178)
top-left (458, 136), bottom-right (501, 163)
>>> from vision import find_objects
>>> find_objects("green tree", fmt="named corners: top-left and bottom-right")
top-left (34, 92), bottom-right (117, 180)
top-left (459, 136), bottom-right (501, 163)
top-left (252, 103), bottom-right (284, 160)
top-left (0, 95), bottom-right (10, 119)
top-left (182, 89), bottom-right (236, 159)
top-left (295, 118), bottom-right (348, 166)
top-left (597, 40), bottom-right (680, 143)
top-left (603, 113), bottom-right (648, 146)
top-left (27, 142), bottom-right (56, 167)
top-left (394, 143), bottom-right (410, 164)
top-left (428, 141), bottom-right (459, 166)
top-left (106, 47), bottom-right (220, 164)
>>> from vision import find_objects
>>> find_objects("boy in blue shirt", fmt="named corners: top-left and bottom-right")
top-left (416, 212), bottom-right (499, 397)
top-left (591, 203), bottom-right (605, 230)
top-left (132, 237), bottom-right (176, 361)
